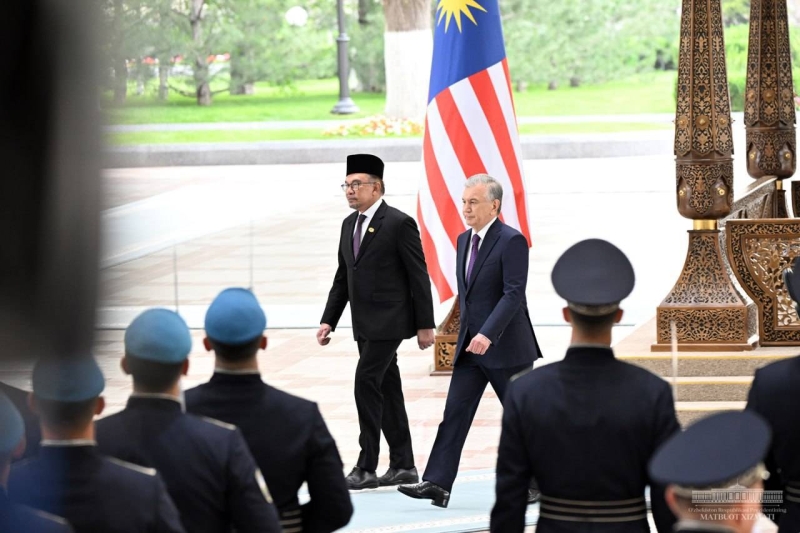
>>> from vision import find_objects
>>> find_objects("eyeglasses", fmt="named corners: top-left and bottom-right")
top-left (341, 180), bottom-right (378, 192)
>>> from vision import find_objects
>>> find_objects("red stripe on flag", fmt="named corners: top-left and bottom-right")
top-left (469, 69), bottom-right (531, 245)
top-left (423, 120), bottom-right (464, 248)
top-left (435, 89), bottom-right (487, 178)
top-left (417, 196), bottom-right (453, 302)
top-left (501, 59), bottom-right (518, 121)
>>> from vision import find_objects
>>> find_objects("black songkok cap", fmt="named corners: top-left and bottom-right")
top-left (346, 154), bottom-right (384, 179)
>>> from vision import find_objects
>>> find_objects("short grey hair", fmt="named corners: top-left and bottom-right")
top-left (464, 174), bottom-right (503, 213)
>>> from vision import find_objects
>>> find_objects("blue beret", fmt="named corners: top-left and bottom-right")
top-left (125, 308), bottom-right (192, 364)
top-left (552, 239), bottom-right (635, 312)
top-left (649, 411), bottom-right (771, 487)
top-left (0, 391), bottom-right (24, 455)
top-left (205, 288), bottom-right (266, 346)
top-left (33, 357), bottom-right (105, 402)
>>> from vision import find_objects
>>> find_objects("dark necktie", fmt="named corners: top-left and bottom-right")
top-left (466, 234), bottom-right (481, 283)
top-left (353, 214), bottom-right (367, 258)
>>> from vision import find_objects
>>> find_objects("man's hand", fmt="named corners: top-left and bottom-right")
top-left (466, 333), bottom-right (491, 355)
top-left (316, 324), bottom-right (333, 346)
top-left (417, 328), bottom-right (435, 350)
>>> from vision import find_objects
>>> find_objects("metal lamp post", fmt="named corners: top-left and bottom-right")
top-left (331, 0), bottom-right (359, 114)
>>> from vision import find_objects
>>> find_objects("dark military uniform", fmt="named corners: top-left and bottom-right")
top-left (9, 443), bottom-right (185, 533)
top-left (491, 346), bottom-right (680, 532)
top-left (491, 239), bottom-right (680, 532)
top-left (96, 395), bottom-right (282, 533)
top-left (0, 490), bottom-right (73, 532)
top-left (746, 355), bottom-right (800, 532)
top-left (186, 372), bottom-right (353, 533)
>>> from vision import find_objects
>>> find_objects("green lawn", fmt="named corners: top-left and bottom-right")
top-left (108, 122), bottom-right (671, 145)
top-left (105, 72), bottom-right (678, 125)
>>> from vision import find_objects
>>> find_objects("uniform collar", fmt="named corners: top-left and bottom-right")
top-left (210, 372), bottom-right (263, 384)
top-left (213, 367), bottom-right (261, 375)
top-left (564, 345), bottom-right (615, 360)
top-left (41, 439), bottom-right (97, 447)
top-left (127, 393), bottom-right (184, 412)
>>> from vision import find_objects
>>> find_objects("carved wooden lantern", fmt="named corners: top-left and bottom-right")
top-left (655, 0), bottom-right (756, 351)
top-left (744, 0), bottom-right (796, 217)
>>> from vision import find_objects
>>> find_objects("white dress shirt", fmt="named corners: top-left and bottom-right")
top-left (354, 198), bottom-right (384, 243)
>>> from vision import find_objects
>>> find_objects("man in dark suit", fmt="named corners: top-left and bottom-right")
top-left (489, 239), bottom-right (680, 532)
top-left (745, 256), bottom-right (800, 532)
top-left (317, 154), bottom-right (436, 490)
top-left (0, 391), bottom-right (73, 532)
top-left (96, 308), bottom-right (281, 533)
top-left (649, 411), bottom-right (770, 533)
top-left (399, 174), bottom-right (542, 508)
top-left (9, 357), bottom-right (186, 533)
top-left (187, 288), bottom-right (353, 533)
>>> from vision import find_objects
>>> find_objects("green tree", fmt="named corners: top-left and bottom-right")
top-left (503, 0), bottom-right (680, 90)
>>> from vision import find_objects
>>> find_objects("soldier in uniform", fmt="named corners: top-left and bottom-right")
top-left (649, 410), bottom-right (772, 533)
top-left (95, 308), bottom-right (282, 533)
top-left (186, 288), bottom-right (353, 533)
top-left (0, 391), bottom-right (73, 532)
top-left (490, 239), bottom-right (680, 532)
top-left (8, 357), bottom-right (186, 533)
top-left (744, 256), bottom-right (800, 532)
top-left (0, 381), bottom-right (41, 460)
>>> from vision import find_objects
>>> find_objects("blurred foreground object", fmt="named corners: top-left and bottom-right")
top-left (0, 0), bottom-right (102, 364)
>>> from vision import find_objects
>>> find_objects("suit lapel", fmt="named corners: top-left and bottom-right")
top-left (456, 231), bottom-right (468, 294)
top-left (465, 220), bottom-right (502, 295)
top-left (354, 201), bottom-right (387, 264)
top-left (344, 211), bottom-right (357, 264)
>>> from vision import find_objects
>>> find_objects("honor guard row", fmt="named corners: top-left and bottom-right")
top-left (2, 287), bottom-right (353, 533)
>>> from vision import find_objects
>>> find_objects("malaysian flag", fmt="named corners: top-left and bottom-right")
top-left (417, 0), bottom-right (531, 302)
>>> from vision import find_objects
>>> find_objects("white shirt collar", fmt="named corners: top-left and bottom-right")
top-left (41, 439), bottom-right (97, 447)
top-left (360, 197), bottom-right (384, 221)
top-left (471, 217), bottom-right (498, 242)
top-left (130, 392), bottom-right (182, 403)
top-left (213, 368), bottom-right (261, 375)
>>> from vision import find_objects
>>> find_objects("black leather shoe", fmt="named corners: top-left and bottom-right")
top-left (397, 481), bottom-right (450, 508)
top-left (378, 467), bottom-right (419, 486)
top-left (345, 467), bottom-right (379, 490)
top-left (527, 488), bottom-right (541, 504)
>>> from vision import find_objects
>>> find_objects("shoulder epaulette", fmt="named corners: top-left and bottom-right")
top-left (510, 367), bottom-right (534, 382)
top-left (199, 416), bottom-right (237, 431)
top-left (25, 506), bottom-right (71, 526)
top-left (105, 456), bottom-right (157, 476)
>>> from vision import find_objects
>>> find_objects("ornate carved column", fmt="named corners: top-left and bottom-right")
top-left (744, 0), bottom-right (795, 217)
top-left (654, 0), bottom-right (756, 351)
top-left (432, 300), bottom-right (459, 374)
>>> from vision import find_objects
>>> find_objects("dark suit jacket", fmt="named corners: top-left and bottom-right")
top-left (455, 220), bottom-right (541, 369)
top-left (491, 346), bottom-right (680, 533)
top-left (746, 355), bottom-right (800, 531)
top-left (185, 374), bottom-right (353, 533)
top-left (96, 397), bottom-right (281, 533)
top-left (321, 200), bottom-right (435, 341)
top-left (9, 445), bottom-right (185, 533)
top-left (0, 491), bottom-right (73, 533)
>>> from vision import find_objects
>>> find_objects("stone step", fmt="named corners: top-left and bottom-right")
top-left (659, 376), bottom-right (752, 402)
top-left (676, 401), bottom-right (746, 426)
top-left (618, 353), bottom-right (792, 378)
